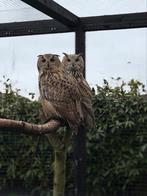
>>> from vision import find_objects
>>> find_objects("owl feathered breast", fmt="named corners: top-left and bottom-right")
top-left (38, 54), bottom-right (84, 132)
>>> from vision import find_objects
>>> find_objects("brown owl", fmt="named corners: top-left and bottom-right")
top-left (62, 53), bottom-right (95, 129)
top-left (37, 53), bottom-right (84, 132)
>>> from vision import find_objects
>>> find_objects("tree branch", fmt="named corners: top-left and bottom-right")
top-left (0, 118), bottom-right (61, 135)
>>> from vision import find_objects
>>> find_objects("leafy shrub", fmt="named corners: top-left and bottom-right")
top-left (87, 79), bottom-right (147, 195)
top-left (0, 78), bottom-right (53, 195)
top-left (1, 77), bottom-right (147, 195)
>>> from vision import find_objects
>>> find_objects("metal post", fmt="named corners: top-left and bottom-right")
top-left (74, 27), bottom-right (86, 196)
top-left (75, 27), bottom-right (86, 76)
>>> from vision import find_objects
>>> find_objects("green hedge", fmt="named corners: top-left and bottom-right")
top-left (0, 78), bottom-right (147, 195)
top-left (87, 79), bottom-right (147, 195)
top-left (0, 78), bottom-right (53, 195)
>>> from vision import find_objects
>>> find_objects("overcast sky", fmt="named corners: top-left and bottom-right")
top-left (0, 0), bottom-right (147, 98)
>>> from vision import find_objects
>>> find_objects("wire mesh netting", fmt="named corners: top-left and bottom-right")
top-left (0, 0), bottom-right (146, 23)
top-left (0, 0), bottom-right (50, 23)
top-left (0, 132), bottom-right (147, 196)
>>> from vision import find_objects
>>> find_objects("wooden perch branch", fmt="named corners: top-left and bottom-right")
top-left (0, 118), bottom-right (61, 135)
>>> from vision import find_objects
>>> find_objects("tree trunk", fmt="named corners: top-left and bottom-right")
top-left (53, 150), bottom-right (66, 196)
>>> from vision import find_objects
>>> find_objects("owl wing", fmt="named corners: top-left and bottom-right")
top-left (41, 73), bottom-right (83, 131)
top-left (77, 75), bottom-right (92, 99)
top-left (77, 76), bottom-right (95, 129)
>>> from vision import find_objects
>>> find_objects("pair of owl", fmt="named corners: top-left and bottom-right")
top-left (37, 53), bottom-right (95, 133)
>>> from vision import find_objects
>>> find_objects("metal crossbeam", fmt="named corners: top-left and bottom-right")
top-left (81, 12), bottom-right (147, 31)
top-left (0, 12), bottom-right (147, 38)
top-left (0, 20), bottom-right (72, 37)
top-left (21, 0), bottom-right (79, 27)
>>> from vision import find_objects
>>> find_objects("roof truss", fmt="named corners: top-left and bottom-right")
top-left (0, 12), bottom-right (147, 37)
top-left (21, 0), bottom-right (79, 27)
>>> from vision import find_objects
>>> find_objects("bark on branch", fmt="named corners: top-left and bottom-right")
top-left (0, 118), bottom-right (61, 135)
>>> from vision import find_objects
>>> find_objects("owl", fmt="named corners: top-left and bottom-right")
top-left (62, 53), bottom-right (95, 129)
top-left (37, 53), bottom-right (84, 132)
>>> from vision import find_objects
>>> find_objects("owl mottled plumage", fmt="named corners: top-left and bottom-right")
top-left (37, 54), bottom-right (84, 132)
top-left (62, 53), bottom-right (95, 129)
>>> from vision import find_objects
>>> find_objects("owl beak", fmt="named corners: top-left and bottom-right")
top-left (70, 65), bottom-right (77, 72)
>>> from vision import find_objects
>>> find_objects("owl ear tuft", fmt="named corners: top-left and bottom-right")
top-left (50, 54), bottom-right (59, 61)
top-left (63, 52), bottom-right (69, 58)
top-left (37, 55), bottom-right (43, 58)
top-left (53, 54), bottom-right (60, 58)
top-left (77, 53), bottom-right (83, 58)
